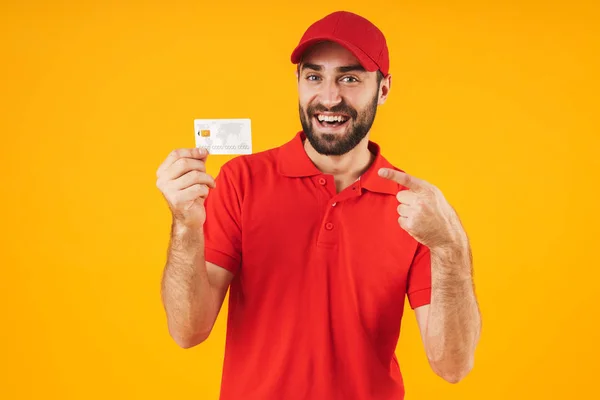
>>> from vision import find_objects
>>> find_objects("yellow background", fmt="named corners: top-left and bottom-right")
top-left (2, 0), bottom-right (598, 399)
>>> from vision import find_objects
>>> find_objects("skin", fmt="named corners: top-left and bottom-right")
top-left (156, 148), bottom-right (230, 348)
top-left (157, 40), bottom-right (481, 384)
top-left (296, 42), bottom-right (390, 192)
top-left (379, 167), bottom-right (481, 383)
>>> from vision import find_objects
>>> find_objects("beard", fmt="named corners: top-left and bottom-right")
top-left (299, 90), bottom-right (379, 156)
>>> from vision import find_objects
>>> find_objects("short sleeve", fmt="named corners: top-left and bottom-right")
top-left (203, 162), bottom-right (242, 274)
top-left (406, 243), bottom-right (432, 309)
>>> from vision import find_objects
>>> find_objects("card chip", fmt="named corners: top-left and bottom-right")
top-left (200, 129), bottom-right (211, 137)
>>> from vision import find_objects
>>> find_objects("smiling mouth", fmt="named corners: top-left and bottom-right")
top-left (313, 113), bottom-right (351, 130)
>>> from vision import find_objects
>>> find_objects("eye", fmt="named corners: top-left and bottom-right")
top-left (306, 74), bottom-right (321, 81)
top-left (341, 76), bottom-right (359, 83)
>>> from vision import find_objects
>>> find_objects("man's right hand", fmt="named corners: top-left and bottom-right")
top-left (156, 147), bottom-right (216, 227)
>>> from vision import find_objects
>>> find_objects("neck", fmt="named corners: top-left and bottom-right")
top-left (304, 136), bottom-right (375, 192)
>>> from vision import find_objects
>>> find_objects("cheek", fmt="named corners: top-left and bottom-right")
top-left (299, 99), bottom-right (318, 118)
top-left (339, 90), bottom-right (367, 109)
top-left (297, 88), bottom-right (311, 106)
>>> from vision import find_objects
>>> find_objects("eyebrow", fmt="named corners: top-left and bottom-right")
top-left (300, 63), bottom-right (366, 73)
top-left (337, 64), bottom-right (366, 73)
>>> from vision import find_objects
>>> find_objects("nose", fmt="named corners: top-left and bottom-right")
top-left (319, 79), bottom-right (342, 109)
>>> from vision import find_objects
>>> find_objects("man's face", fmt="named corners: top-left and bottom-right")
top-left (297, 41), bottom-right (389, 156)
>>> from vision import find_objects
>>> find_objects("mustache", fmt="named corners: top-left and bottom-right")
top-left (306, 102), bottom-right (358, 119)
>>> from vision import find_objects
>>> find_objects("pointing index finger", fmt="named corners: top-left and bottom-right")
top-left (378, 168), bottom-right (424, 191)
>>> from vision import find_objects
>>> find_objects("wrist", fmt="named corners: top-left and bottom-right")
top-left (172, 214), bottom-right (204, 231)
top-left (430, 240), bottom-right (469, 258)
top-left (431, 225), bottom-right (469, 255)
top-left (172, 217), bottom-right (204, 239)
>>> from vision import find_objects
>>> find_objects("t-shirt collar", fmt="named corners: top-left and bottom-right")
top-left (277, 131), bottom-right (403, 195)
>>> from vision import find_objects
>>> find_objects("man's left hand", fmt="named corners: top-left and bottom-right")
top-left (378, 168), bottom-right (466, 250)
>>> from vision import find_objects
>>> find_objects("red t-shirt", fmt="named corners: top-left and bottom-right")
top-left (203, 131), bottom-right (431, 400)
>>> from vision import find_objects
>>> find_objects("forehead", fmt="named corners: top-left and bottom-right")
top-left (299, 41), bottom-right (362, 70)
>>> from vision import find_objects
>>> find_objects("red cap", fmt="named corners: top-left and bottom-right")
top-left (290, 11), bottom-right (389, 76)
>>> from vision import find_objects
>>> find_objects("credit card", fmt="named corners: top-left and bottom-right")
top-left (194, 119), bottom-right (252, 155)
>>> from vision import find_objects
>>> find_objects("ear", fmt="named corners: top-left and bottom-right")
top-left (378, 74), bottom-right (391, 105)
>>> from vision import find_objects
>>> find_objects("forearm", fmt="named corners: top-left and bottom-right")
top-left (161, 220), bottom-right (215, 347)
top-left (425, 242), bottom-right (481, 382)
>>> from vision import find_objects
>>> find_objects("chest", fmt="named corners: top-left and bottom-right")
top-left (238, 177), bottom-right (418, 294)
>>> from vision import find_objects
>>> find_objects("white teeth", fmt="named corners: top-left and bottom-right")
top-left (317, 114), bottom-right (348, 122)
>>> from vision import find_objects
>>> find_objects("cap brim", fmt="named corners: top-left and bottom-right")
top-left (290, 36), bottom-right (379, 72)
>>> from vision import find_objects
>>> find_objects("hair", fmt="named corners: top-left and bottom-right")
top-left (376, 70), bottom-right (384, 86)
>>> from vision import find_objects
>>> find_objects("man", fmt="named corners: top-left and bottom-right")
top-left (156, 10), bottom-right (481, 400)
